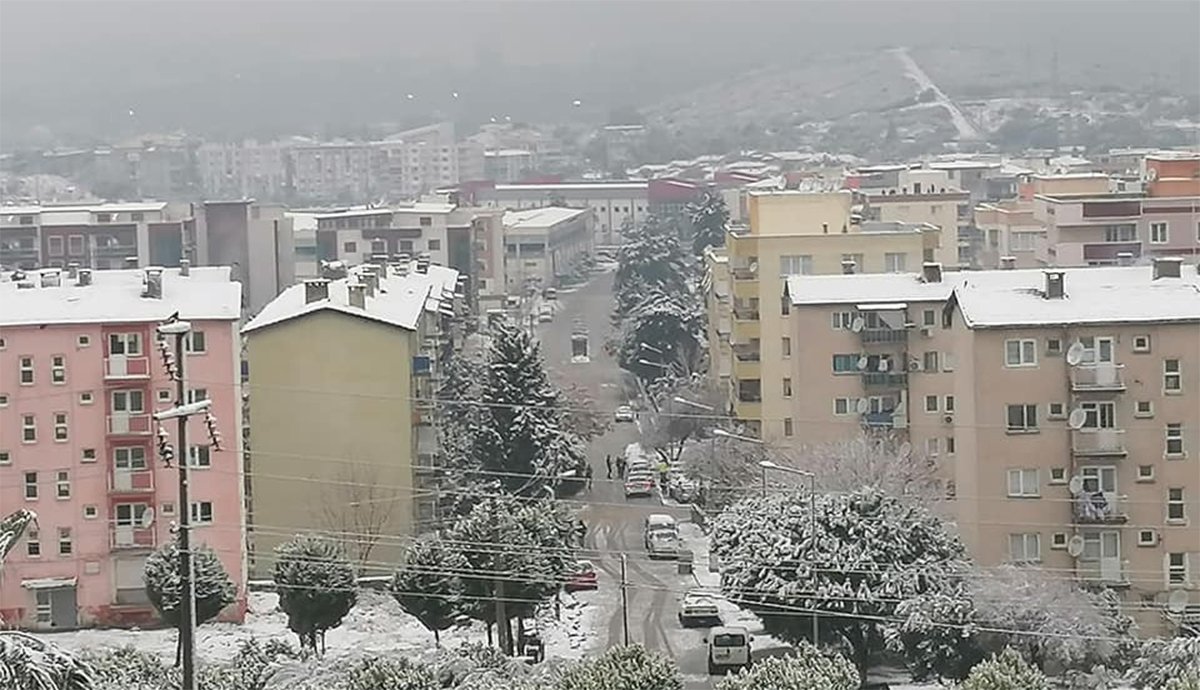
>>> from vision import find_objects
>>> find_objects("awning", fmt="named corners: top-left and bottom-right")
top-left (856, 302), bottom-right (908, 311)
top-left (21, 577), bottom-right (76, 590)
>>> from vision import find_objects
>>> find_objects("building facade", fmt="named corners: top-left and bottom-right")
top-left (502, 207), bottom-right (594, 292)
top-left (0, 266), bottom-right (246, 629)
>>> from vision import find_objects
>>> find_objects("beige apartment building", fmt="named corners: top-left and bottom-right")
top-left (778, 259), bottom-right (1200, 634)
top-left (705, 187), bottom-right (945, 438)
top-left (242, 259), bottom-right (461, 576)
top-left (973, 201), bottom-right (1045, 269)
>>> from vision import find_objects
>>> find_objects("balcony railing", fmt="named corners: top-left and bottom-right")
top-left (1072, 493), bottom-right (1127, 524)
top-left (860, 328), bottom-right (908, 345)
top-left (1070, 363), bottom-right (1126, 391)
top-left (733, 347), bottom-right (761, 362)
top-left (109, 469), bottom-right (155, 493)
top-left (732, 308), bottom-right (760, 321)
top-left (107, 414), bottom-right (152, 436)
top-left (1071, 428), bottom-right (1127, 456)
top-left (862, 411), bottom-right (896, 428)
top-left (110, 524), bottom-right (156, 550)
top-left (731, 266), bottom-right (757, 281)
top-left (104, 356), bottom-right (151, 379)
top-left (861, 372), bottom-right (908, 388)
top-left (1075, 559), bottom-right (1130, 587)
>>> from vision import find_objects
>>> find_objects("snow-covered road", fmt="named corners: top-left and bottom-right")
top-left (892, 47), bottom-right (982, 141)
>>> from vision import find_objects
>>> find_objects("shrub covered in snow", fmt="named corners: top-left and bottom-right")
top-left (0, 631), bottom-right (95, 690)
top-left (714, 642), bottom-right (858, 690)
top-left (961, 648), bottom-right (1051, 690)
top-left (391, 535), bottom-right (468, 646)
top-left (555, 644), bottom-right (682, 690)
top-left (1128, 637), bottom-right (1200, 689)
top-left (272, 534), bottom-right (358, 655)
top-left (143, 540), bottom-right (235, 634)
top-left (341, 656), bottom-right (437, 690)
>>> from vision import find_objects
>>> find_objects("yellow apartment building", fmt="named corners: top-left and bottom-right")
top-left (242, 259), bottom-right (460, 576)
top-left (705, 188), bottom-right (944, 438)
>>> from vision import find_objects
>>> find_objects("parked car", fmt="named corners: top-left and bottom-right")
top-left (538, 305), bottom-right (554, 323)
top-left (669, 476), bottom-right (699, 503)
top-left (624, 473), bottom-right (655, 498)
top-left (706, 626), bottom-right (753, 675)
top-left (543, 287), bottom-right (558, 300)
top-left (643, 514), bottom-right (679, 548)
top-left (647, 530), bottom-right (680, 559)
top-left (679, 589), bottom-right (722, 627)
top-left (614, 405), bottom-right (635, 422)
top-left (565, 560), bottom-right (598, 592)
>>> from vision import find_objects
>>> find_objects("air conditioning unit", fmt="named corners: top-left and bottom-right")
top-left (942, 413), bottom-right (955, 425)
top-left (908, 358), bottom-right (923, 372)
top-left (920, 327), bottom-right (934, 338)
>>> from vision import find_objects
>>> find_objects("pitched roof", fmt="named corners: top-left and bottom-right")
top-left (503, 206), bottom-right (589, 230)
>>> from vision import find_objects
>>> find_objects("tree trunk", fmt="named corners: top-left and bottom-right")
top-left (434, 627), bottom-right (441, 647)
top-left (486, 621), bottom-right (493, 647)
top-left (174, 633), bottom-right (181, 667)
top-left (845, 628), bottom-right (870, 687)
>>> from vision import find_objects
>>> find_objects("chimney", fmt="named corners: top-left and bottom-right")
top-left (143, 267), bottom-right (163, 299)
top-left (347, 283), bottom-right (366, 309)
top-left (371, 254), bottom-right (389, 279)
top-left (40, 270), bottom-right (62, 288)
top-left (124, 256), bottom-right (139, 269)
top-left (304, 279), bottom-right (329, 304)
top-left (1116, 252), bottom-right (1134, 267)
top-left (361, 268), bottom-right (379, 298)
top-left (78, 269), bottom-right (93, 286)
top-left (922, 262), bottom-right (943, 283)
top-left (395, 261), bottom-right (410, 277)
top-left (179, 258), bottom-right (191, 276)
top-left (1000, 256), bottom-right (1017, 270)
top-left (1152, 257), bottom-right (1182, 280)
top-left (66, 262), bottom-right (79, 279)
top-left (1044, 270), bottom-right (1065, 299)
top-left (841, 259), bottom-right (857, 275)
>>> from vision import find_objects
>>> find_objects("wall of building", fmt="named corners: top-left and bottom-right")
top-left (746, 191), bottom-right (853, 236)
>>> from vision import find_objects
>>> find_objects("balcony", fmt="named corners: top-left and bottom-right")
top-left (1070, 363), bottom-right (1126, 392)
top-left (861, 372), bottom-right (908, 388)
top-left (109, 469), bottom-right (155, 494)
top-left (107, 414), bottom-right (152, 436)
top-left (1072, 493), bottom-right (1128, 524)
top-left (860, 328), bottom-right (909, 345)
top-left (1075, 559), bottom-right (1130, 588)
top-left (861, 411), bottom-right (896, 428)
top-left (733, 400), bottom-right (762, 421)
top-left (733, 358), bottom-right (761, 380)
top-left (110, 524), bottom-right (156, 550)
top-left (731, 265), bottom-right (757, 281)
top-left (732, 306), bottom-right (760, 322)
top-left (1071, 429), bottom-right (1127, 457)
top-left (104, 356), bottom-right (151, 380)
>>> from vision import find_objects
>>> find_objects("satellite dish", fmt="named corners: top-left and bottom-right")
top-left (851, 317), bottom-right (865, 333)
top-left (1065, 341), bottom-right (1085, 366)
top-left (898, 442), bottom-right (912, 459)
top-left (140, 507), bottom-right (156, 529)
top-left (1068, 475), bottom-right (1084, 495)
top-left (878, 358), bottom-right (891, 372)
top-left (1068, 408), bottom-right (1088, 430)
top-left (856, 356), bottom-right (869, 370)
top-left (1167, 589), bottom-right (1188, 613)
top-left (856, 398), bottom-right (870, 414)
top-left (1067, 535), bottom-right (1085, 557)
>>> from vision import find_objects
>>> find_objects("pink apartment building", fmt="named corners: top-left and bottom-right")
top-left (0, 263), bottom-right (246, 629)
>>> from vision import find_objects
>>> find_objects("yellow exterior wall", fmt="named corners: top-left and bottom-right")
top-left (246, 310), bottom-right (416, 577)
top-left (747, 190), bottom-right (855, 236)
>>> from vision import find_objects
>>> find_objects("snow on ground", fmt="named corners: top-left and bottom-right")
top-left (535, 586), bottom-right (616, 660)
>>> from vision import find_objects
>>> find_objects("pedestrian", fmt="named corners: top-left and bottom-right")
top-left (584, 463), bottom-right (594, 490)
top-left (605, 454), bottom-right (613, 479)
top-left (616, 456), bottom-right (626, 478)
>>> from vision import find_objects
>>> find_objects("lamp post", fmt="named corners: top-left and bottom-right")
top-left (759, 460), bottom-right (819, 646)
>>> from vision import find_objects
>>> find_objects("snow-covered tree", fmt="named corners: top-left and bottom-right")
top-left (342, 656), bottom-right (437, 690)
top-left (715, 642), bottom-right (858, 690)
top-left (0, 509), bottom-right (37, 570)
top-left (712, 487), bottom-right (968, 679)
top-left (85, 645), bottom-right (174, 689)
top-left (1128, 637), bottom-right (1200, 689)
top-left (390, 535), bottom-right (467, 646)
top-left (961, 648), bottom-right (1051, 690)
top-left (555, 644), bottom-right (682, 690)
top-left (773, 435), bottom-right (944, 504)
top-left (558, 381), bottom-right (609, 442)
top-left (0, 631), bottom-right (94, 690)
top-left (688, 192), bottom-right (729, 257)
top-left (642, 377), bottom-right (725, 467)
top-left (613, 215), bottom-right (692, 325)
top-left (888, 570), bottom-right (987, 681)
top-left (616, 286), bottom-right (704, 383)
top-left (272, 534), bottom-right (358, 655)
top-left (143, 539), bottom-right (235, 665)
top-left (680, 433), bottom-right (766, 511)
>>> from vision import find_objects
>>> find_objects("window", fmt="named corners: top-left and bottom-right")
top-left (48, 355), bottom-right (66, 384)
top-left (782, 378), bottom-right (793, 398)
top-left (1135, 401), bottom-right (1153, 418)
top-left (0, 337), bottom-right (5, 349)
top-left (944, 395), bottom-right (955, 413)
top-left (1007, 468), bottom-right (1039, 497)
top-left (161, 502), bottom-right (176, 516)
top-left (945, 436), bottom-right (955, 455)
top-left (108, 333), bottom-right (142, 356)
top-left (55, 471), bottom-right (70, 499)
top-left (1167, 553), bottom-right (1188, 585)
top-left (833, 398), bottom-right (854, 415)
top-left (1080, 401), bottom-right (1116, 429)
top-left (114, 446), bottom-right (148, 471)
top-left (1164, 359), bottom-right (1182, 392)
top-left (1138, 530), bottom-right (1156, 546)
top-left (343, 241), bottom-right (357, 254)
top-left (781, 337), bottom-right (791, 358)
top-left (114, 503), bottom-right (149, 527)
top-left (419, 216), bottom-right (433, 227)
top-left (1150, 222), bottom-right (1169, 244)
top-left (779, 255), bottom-right (813, 276)
top-left (48, 235), bottom-right (64, 256)
top-left (1051, 532), bottom-right (1068, 549)
top-left (1048, 402), bottom-right (1066, 419)
top-left (923, 351), bottom-right (938, 372)
top-left (19, 356), bottom-right (34, 384)
top-left (189, 445), bottom-right (212, 468)
top-left (79, 391), bottom-right (94, 405)
top-left (831, 312), bottom-right (854, 330)
top-left (1138, 464), bottom-right (1155, 481)
top-left (96, 212), bottom-right (112, 223)
top-left (1008, 533), bottom-right (1041, 563)
top-left (1166, 424), bottom-right (1184, 456)
top-left (27, 530), bottom-right (40, 557)
top-left (68, 235), bottom-right (84, 256)
top-left (157, 389), bottom-right (172, 402)
top-left (842, 253), bottom-right (864, 270)
top-left (77, 334), bottom-right (90, 347)
top-left (53, 413), bottom-right (68, 442)
top-left (83, 505), bottom-right (98, 519)
top-left (1167, 488), bottom-right (1186, 522)
top-left (0, 450), bottom-right (10, 465)
top-left (783, 418), bottom-right (794, 437)
top-left (185, 330), bottom-right (207, 354)
top-left (190, 501), bottom-right (214, 524)
top-left (81, 448), bottom-right (96, 463)
top-left (0, 393), bottom-right (7, 407)
top-left (941, 353), bottom-right (955, 371)
top-left (22, 414), bottom-right (36, 443)
top-left (1006, 404), bottom-right (1038, 432)
top-left (130, 211), bottom-right (144, 222)
top-left (1132, 335), bottom-right (1151, 353)
top-left (1004, 339), bottom-right (1037, 367)
top-left (1104, 224), bottom-right (1136, 242)
top-left (1046, 338), bottom-right (1062, 356)
top-left (884, 252), bottom-right (907, 273)
top-left (187, 388), bottom-right (209, 404)
top-left (1049, 467), bottom-right (1067, 484)
top-left (925, 437), bottom-right (940, 457)
top-left (924, 395), bottom-right (939, 413)
top-left (922, 309), bottom-right (936, 326)
top-left (832, 354), bottom-right (859, 374)
top-left (58, 528), bottom-right (72, 556)
top-left (428, 239), bottom-right (441, 251)
top-left (24, 471), bottom-right (38, 499)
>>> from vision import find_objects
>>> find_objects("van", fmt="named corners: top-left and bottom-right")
top-left (706, 625), bottom-right (752, 674)
top-left (644, 514), bottom-right (678, 540)
top-left (543, 287), bottom-right (558, 300)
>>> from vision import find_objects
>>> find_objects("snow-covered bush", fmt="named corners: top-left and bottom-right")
top-left (961, 647), bottom-right (1051, 690)
top-left (391, 535), bottom-right (467, 646)
top-left (555, 644), bottom-right (682, 690)
top-left (143, 539), bottom-right (235, 641)
top-left (0, 630), bottom-right (95, 690)
top-left (714, 642), bottom-right (858, 690)
top-left (272, 534), bottom-right (357, 655)
top-left (1128, 637), bottom-right (1200, 689)
top-left (688, 191), bottom-right (729, 257)
top-left (85, 645), bottom-right (173, 688)
top-left (888, 573), bottom-right (986, 682)
top-left (341, 656), bottom-right (437, 690)
top-left (712, 486), bottom-right (968, 679)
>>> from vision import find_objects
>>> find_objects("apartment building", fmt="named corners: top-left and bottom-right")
top-left (197, 140), bottom-right (292, 200)
top-left (706, 188), bottom-right (943, 438)
top-left (503, 207), bottom-right (593, 291)
top-left (0, 265), bottom-right (246, 629)
top-left (464, 181), bottom-right (649, 246)
top-left (242, 259), bottom-right (462, 576)
top-left (484, 149), bottom-right (535, 183)
top-left (973, 201), bottom-right (1046, 269)
top-left (1033, 190), bottom-right (1200, 266)
top-left (376, 122), bottom-right (464, 200)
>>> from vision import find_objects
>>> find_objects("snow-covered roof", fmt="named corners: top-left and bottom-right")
top-left (503, 207), bottom-right (589, 231)
top-left (954, 264), bottom-right (1200, 328)
top-left (311, 208), bottom-right (394, 220)
top-left (484, 149), bottom-right (533, 157)
top-left (786, 273), bottom-right (954, 306)
top-left (392, 202), bottom-right (457, 215)
top-left (286, 212), bottom-right (318, 232)
top-left (0, 266), bottom-right (241, 327)
top-left (927, 160), bottom-right (1001, 171)
top-left (491, 182), bottom-right (648, 193)
top-left (1, 201), bottom-right (169, 221)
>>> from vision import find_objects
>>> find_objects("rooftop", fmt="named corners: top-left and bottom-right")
top-left (491, 182), bottom-right (649, 192)
top-left (786, 272), bottom-right (954, 306)
top-left (503, 206), bottom-right (589, 230)
top-left (0, 266), bottom-right (241, 327)
top-left (0, 201), bottom-right (169, 217)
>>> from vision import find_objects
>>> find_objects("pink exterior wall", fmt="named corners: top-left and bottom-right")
top-left (0, 319), bottom-right (245, 629)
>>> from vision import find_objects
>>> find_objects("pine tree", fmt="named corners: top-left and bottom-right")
top-left (272, 534), bottom-right (357, 655)
top-left (143, 539), bottom-right (236, 666)
top-left (391, 535), bottom-right (467, 646)
top-left (961, 648), bottom-right (1052, 690)
top-left (688, 192), bottom-right (729, 257)
top-left (616, 285), bottom-right (704, 383)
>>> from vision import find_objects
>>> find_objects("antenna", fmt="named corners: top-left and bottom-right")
top-left (898, 442), bottom-right (912, 459)
top-left (856, 398), bottom-right (870, 414)
top-left (878, 358), bottom-right (891, 372)
top-left (1068, 408), bottom-right (1088, 430)
top-left (139, 507), bottom-right (156, 529)
top-left (1067, 535), bottom-right (1085, 557)
top-left (856, 356), bottom-right (869, 371)
top-left (1068, 475), bottom-right (1084, 495)
top-left (1167, 589), bottom-right (1188, 614)
top-left (851, 317), bottom-right (865, 333)
top-left (1066, 341), bottom-right (1085, 366)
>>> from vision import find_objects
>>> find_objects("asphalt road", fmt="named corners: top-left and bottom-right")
top-left (536, 267), bottom-right (720, 690)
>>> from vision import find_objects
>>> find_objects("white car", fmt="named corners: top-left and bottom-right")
top-left (707, 625), bottom-right (752, 675)
top-left (538, 306), bottom-right (554, 323)
top-left (614, 405), bottom-right (635, 422)
top-left (679, 590), bottom-right (721, 628)
top-left (646, 530), bottom-right (679, 559)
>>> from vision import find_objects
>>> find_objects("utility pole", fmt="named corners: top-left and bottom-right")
top-left (619, 554), bottom-right (630, 646)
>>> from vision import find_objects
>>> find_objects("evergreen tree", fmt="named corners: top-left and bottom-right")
top-left (715, 642), bottom-right (858, 690)
top-left (616, 285), bottom-right (704, 383)
top-left (390, 535), bottom-right (467, 646)
top-left (612, 215), bottom-right (692, 325)
top-left (143, 539), bottom-right (235, 666)
top-left (272, 534), bottom-right (357, 655)
top-left (688, 192), bottom-right (729, 257)
top-left (961, 648), bottom-right (1052, 690)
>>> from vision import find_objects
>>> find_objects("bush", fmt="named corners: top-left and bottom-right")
top-left (961, 648), bottom-right (1051, 690)
top-left (273, 534), bottom-right (358, 655)
top-left (715, 642), bottom-right (859, 689)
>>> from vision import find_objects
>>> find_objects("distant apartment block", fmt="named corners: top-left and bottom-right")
top-left (197, 140), bottom-right (292, 200)
top-left (242, 259), bottom-right (463, 576)
top-left (290, 141), bottom-right (385, 203)
top-left (34, 139), bottom-right (198, 200)
top-left (375, 122), bottom-right (465, 200)
top-left (0, 265), bottom-right (246, 630)
top-left (484, 149), bottom-right (536, 183)
top-left (502, 207), bottom-right (594, 292)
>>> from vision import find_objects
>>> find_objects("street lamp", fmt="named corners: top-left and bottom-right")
top-left (639, 342), bottom-right (664, 355)
top-left (713, 428), bottom-right (761, 444)
top-left (758, 460), bottom-right (819, 646)
top-left (672, 396), bottom-right (713, 411)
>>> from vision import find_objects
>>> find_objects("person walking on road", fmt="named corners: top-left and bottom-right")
top-left (616, 456), bottom-right (626, 478)
top-left (584, 463), bottom-right (594, 491)
top-left (605, 454), bottom-right (613, 479)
